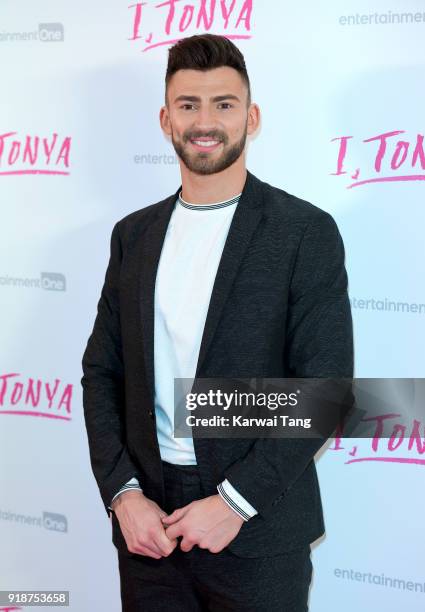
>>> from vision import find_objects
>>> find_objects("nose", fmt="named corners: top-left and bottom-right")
top-left (192, 106), bottom-right (217, 135)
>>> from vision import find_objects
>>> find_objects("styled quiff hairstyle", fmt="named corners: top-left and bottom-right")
top-left (165, 33), bottom-right (251, 107)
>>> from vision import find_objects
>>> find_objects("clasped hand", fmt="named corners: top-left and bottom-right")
top-left (112, 490), bottom-right (244, 559)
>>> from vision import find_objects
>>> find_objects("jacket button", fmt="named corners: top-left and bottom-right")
top-left (148, 410), bottom-right (154, 419)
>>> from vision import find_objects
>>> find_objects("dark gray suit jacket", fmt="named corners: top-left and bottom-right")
top-left (81, 169), bottom-right (354, 558)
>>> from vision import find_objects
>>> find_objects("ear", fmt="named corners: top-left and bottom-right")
top-left (159, 105), bottom-right (172, 137)
top-left (247, 102), bottom-right (261, 136)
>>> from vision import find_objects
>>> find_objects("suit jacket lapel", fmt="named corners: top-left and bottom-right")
top-left (138, 187), bottom-right (179, 410)
top-left (138, 169), bottom-right (265, 410)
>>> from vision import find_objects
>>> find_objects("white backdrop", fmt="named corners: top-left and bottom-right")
top-left (1, 1), bottom-right (424, 610)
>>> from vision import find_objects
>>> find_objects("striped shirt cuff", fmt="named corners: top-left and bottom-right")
top-left (217, 479), bottom-right (258, 521)
top-left (108, 477), bottom-right (142, 510)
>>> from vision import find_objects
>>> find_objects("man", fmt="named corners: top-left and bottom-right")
top-left (81, 33), bottom-right (353, 611)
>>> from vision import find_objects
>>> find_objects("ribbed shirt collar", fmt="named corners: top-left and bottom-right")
top-left (177, 189), bottom-right (242, 211)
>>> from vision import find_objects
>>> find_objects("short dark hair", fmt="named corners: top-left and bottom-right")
top-left (165, 34), bottom-right (251, 107)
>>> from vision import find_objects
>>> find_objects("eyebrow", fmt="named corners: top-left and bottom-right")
top-left (173, 94), bottom-right (241, 104)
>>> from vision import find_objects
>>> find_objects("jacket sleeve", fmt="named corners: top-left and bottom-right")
top-left (81, 221), bottom-right (141, 518)
top-left (223, 211), bottom-right (354, 520)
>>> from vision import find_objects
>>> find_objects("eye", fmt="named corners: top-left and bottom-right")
top-left (180, 103), bottom-right (196, 110)
top-left (218, 103), bottom-right (233, 109)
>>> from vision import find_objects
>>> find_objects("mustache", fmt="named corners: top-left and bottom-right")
top-left (186, 133), bottom-right (226, 142)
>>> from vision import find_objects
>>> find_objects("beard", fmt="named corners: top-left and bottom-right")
top-left (171, 121), bottom-right (248, 176)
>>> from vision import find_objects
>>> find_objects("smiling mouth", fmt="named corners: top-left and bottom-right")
top-left (189, 139), bottom-right (222, 151)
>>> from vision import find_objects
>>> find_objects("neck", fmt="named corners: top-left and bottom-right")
top-left (179, 157), bottom-right (247, 204)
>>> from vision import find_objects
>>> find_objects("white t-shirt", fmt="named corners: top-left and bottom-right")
top-left (154, 190), bottom-right (240, 463)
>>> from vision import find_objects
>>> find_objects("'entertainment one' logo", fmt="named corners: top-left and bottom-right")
top-left (38, 23), bottom-right (64, 42)
top-left (43, 511), bottom-right (68, 532)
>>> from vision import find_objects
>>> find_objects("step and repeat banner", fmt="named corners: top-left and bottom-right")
top-left (1, 1), bottom-right (424, 610)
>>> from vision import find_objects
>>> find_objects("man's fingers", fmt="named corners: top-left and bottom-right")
top-left (144, 540), bottom-right (166, 556)
top-left (132, 544), bottom-right (162, 559)
top-left (131, 530), bottom-right (176, 558)
top-left (127, 533), bottom-right (164, 557)
top-left (162, 507), bottom-right (188, 524)
top-left (161, 508), bottom-right (182, 524)
top-left (154, 527), bottom-right (179, 555)
top-left (161, 521), bottom-right (184, 541)
top-left (180, 537), bottom-right (195, 553)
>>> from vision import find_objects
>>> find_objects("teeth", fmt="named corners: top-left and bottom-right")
top-left (192, 140), bottom-right (220, 147)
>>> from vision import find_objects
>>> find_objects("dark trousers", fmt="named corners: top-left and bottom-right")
top-left (117, 460), bottom-right (313, 611)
